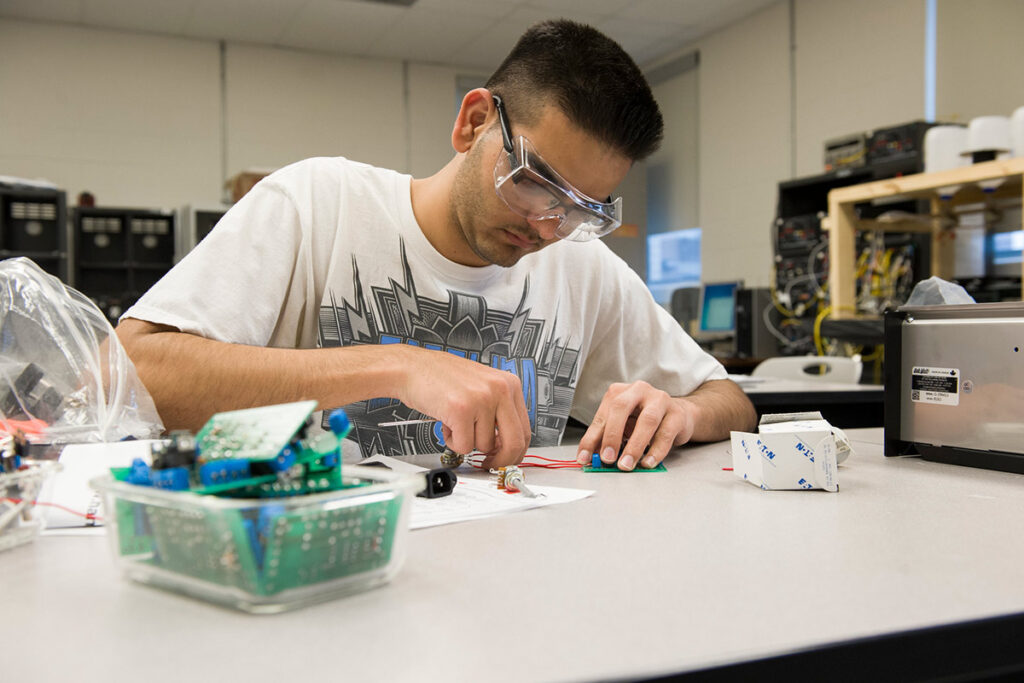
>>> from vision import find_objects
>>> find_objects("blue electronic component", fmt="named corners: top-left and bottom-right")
top-left (132, 504), bottom-right (150, 538)
top-left (248, 504), bottom-right (285, 569)
top-left (258, 504), bottom-right (285, 537)
top-left (127, 458), bottom-right (153, 486)
top-left (151, 467), bottom-right (190, 490)
top-left (242, 518), bottom-right (263, 568)
top-left (591, 453), bottom-right (601, 469)
top-left (328, 409), bottom-right (351, 437)
top-left (199, 459), bottom-right (252, 487)
top-left (266, 444), bottom-right (298, 472)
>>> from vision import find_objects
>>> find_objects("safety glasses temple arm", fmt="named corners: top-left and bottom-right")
top-left (491, 94), bottom-right (515, 155)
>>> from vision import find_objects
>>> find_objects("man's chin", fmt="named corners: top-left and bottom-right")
top-left (465, 230), bottom-right (537, 267)
top-left (470, 241), bottom-right (529, 267)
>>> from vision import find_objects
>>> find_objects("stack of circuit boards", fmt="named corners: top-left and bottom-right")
top-left (92, 401), bottom-right (419, 613)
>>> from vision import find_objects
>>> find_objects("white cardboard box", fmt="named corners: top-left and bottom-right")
top-left (730, 416), bottom-right (839, 492)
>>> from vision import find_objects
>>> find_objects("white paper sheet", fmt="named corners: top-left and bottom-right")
top-left (410, 477), bottom-right (593, 529)
top-left (36, 440), bottom-right (155, 529)
top-left (360, 454), bottom-right (594, 529)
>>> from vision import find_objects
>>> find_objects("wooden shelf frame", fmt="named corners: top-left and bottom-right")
top-left (825, 157), bottom-right (1024, 320)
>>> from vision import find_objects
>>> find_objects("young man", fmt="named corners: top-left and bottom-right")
top-left (116, 19), bottom-right (756, 471)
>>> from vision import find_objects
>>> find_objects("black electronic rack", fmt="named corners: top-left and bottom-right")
top-left (0, 182), bottom-right (69, 283)
top-left (72, 206), bottom-right (176, 323)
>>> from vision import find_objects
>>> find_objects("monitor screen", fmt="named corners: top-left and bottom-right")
top-left (990, 229), bottom-right (1023, 266)
top-left (698, 282), bottom-right (740, 334)
top-left (646, 228), bottom-right (701, 306)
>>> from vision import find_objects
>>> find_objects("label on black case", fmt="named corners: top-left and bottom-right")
top-left (910, 366), bottom-right (960, 406)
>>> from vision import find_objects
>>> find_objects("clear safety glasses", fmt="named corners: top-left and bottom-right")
top-left (491, 95), bottom-right (622, 242)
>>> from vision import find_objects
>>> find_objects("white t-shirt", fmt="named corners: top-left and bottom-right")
top-left (125, 157), bottom-right (726, 456)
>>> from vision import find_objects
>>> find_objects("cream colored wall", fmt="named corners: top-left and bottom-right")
top-left (224, 44), bottom-right (406, 176)
top-left (0, 18), bottom-right (461, 213)
top-left (696, 1), bottom-right (791, 288)
top-left (0, 19), bottom-right (222, 207)
top-left (794, 0), bottom-right (926, 177)
top-left (648, 66), bottom-right (699, 234)
top-left (407, 63), bottom-right (460, 179)
top-left (935, 0), bottom-right (1024, 122)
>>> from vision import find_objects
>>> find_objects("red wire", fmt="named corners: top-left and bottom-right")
top-left (3, 498), bottom-right (103, 521)
top-left (465, 453), bottom-right (583, 469)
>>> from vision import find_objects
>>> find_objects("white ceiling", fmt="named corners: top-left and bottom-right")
top-left (0, 0), bottom-right (778, 72)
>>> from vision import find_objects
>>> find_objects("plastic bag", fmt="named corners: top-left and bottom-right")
top-left (0, 257), bottom-right (163, 443)
top-left (904, 275), bottom-right (976, 306)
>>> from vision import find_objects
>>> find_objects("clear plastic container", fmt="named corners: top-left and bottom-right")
top-left (90, 465), bottom-right (420, 613)
top-left (0, 461), bottom-right (59, 552)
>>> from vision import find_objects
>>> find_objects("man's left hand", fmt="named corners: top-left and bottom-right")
top-left (575, 381), bottom-right (696, 471)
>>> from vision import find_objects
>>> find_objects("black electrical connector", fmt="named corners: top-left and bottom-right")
top-left (418, 467), bottom-right (457, 498)
top-left (150, 430), bottom-right (197, 470)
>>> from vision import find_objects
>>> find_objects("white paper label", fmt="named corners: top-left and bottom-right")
top-left (910, 366), bottom-right (960, 406)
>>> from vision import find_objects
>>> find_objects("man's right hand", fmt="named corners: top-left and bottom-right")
top-left (397, 345), bottom-right (532, 468)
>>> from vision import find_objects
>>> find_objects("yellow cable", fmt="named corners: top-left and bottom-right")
top-left (813, 305), bottom-right (832, 356)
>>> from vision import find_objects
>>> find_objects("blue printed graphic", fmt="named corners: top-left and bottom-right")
top-left (794, 439), bottom-right (815, 462)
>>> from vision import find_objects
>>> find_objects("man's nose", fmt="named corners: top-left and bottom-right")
top-left (528, 217), bottom-right (560, 241)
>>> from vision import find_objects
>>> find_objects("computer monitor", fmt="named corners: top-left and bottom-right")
top-left (697, 281), bottom-right (742, 338)
top-left (989, 229), bottom-right (1024, 277)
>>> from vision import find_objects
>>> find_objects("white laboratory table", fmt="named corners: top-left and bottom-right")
top-left (5, 428), bottom-right (1024, 682)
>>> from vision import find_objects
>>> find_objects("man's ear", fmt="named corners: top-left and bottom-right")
top-left (451, 88), bottom-right (494, 154)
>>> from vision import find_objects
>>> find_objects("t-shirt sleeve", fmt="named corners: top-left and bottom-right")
top-left (569, 250), bottom-right (728, 425)
top-left (122, 179), bottom-right (306, 347)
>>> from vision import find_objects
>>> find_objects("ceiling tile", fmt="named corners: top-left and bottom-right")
top-left (81, 0), bottom-right (195, 34)
top-left (598, 16), bottom-right (690, 50)
top-left (278, 0), bottom-right (402, 55)
top-left (0, 0), bottom-right (83, 24)
top-left (524, 0), bottom-right (632, 17)
top-left (630, 34), bottom-right (698, 68)
top-left (413, 0), bottom-right (520, 20)
top-left (620, 0), bottom-right (721, 24)
top-left (361, 8), bottom-right (493, 64)
top-left (622, 0), bottom-right (774, 29)
top-left (184, 0), bottom-right (305, 43)
top-left (454, 5), bottom-right (609, 71)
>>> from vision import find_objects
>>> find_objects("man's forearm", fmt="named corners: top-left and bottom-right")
top-left (116, 319), bottom-right (412, 431)
top-left (676, 378), bottom-right (757, 442)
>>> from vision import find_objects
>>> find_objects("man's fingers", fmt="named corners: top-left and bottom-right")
top-left (442, 399), bottom-right (476, 455)
top-left (577, 411), bottom-right (607, 464)
top-left (600, 383), bottom-right (646, 465)
top-left (618, 399), bottom-right (667, 470)
top-left (482, 393), bottom-right (528, 469)
top-left (474, 415), bottom-right (496, 457)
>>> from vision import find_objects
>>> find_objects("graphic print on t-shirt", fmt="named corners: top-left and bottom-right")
top-left (317, 240), bottom-right (581, 456)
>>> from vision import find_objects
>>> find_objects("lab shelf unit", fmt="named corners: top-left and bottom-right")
top-left (72, 206), bottom-right (176, 322)
top-left (825, 157), bottom-right (1024, 320)
top-left (0, 184), bottom-right (69, 283)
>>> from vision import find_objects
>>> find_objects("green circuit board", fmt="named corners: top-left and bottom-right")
top-left (583, 462), bottom-right (667, 473)
top-left (110, 486), bottom-right (404, 596)
top-left (260, 494), bottom-right (402, 594)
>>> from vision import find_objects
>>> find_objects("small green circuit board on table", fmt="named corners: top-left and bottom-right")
top-left (583, 462), bottom-right (667, 473)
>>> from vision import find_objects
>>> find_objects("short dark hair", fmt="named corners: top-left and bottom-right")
top-left (485, 19), bottom-right (664, 161)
